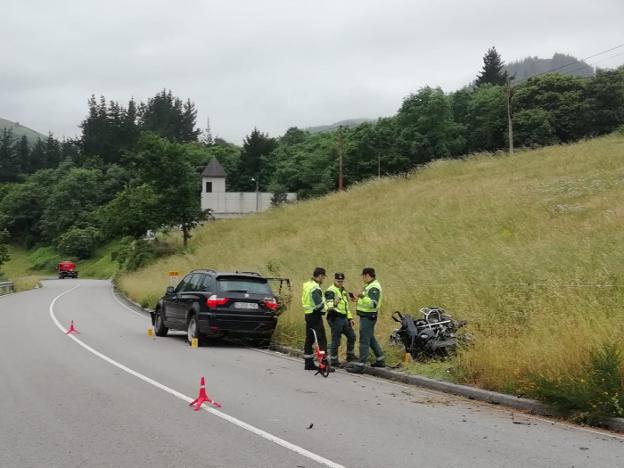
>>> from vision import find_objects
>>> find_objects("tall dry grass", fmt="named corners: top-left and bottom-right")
top-left (118, 134), bottom-right (624, 399)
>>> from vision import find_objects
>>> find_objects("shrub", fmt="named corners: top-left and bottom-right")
top-left (56, 226), bottom-right (102, 259)
top-left (113, 238), bottom-right (176, 272)
top-left (530, 342), bottom-right (624, 423)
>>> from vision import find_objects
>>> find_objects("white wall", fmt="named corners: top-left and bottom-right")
top-left (202, 177), bottom-right (226, 194)
top-left (201, 192), bottom-right (297, 217)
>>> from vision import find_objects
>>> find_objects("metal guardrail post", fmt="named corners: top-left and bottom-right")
top-left (0, 281), bottom-right (16, 295)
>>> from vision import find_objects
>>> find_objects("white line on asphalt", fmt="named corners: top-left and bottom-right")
top-left (49, 282), bottom-right (345, 468)
top-left (109, 287), bottom-right (148, 319)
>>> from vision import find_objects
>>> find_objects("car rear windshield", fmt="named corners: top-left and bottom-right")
top-left (216, 276), bottom-right (272, 295)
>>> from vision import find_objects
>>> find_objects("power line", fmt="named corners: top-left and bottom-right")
top-left (542, 43), bottom-right (624, 74)
top-left (512, 42), bottom-right (624, 85)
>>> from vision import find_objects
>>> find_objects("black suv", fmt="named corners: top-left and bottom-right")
top-left (151, 269), bottom-right (280, 346)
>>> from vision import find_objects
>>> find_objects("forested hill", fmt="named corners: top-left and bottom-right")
top-left (505, 53), bottom-right (594, 82)
top-left (0, 118), bottom-right (46, 144)
top-left (306, 118), bottom-right (371, 134)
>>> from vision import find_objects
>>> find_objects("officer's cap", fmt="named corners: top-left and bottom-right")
top-left (334, 272), bottom-right (345, 280)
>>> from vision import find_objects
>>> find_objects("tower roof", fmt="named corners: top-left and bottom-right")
top-left (201, 158), bottom-right (226, 178)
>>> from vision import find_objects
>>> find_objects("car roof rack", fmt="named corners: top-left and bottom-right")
top-left (234, 271), bottom-right (262, 277)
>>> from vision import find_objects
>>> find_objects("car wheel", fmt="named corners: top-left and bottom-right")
top-left (187, 315), bottom-right (204, 346)
top-left (154, 308), bottom-right (168, 337)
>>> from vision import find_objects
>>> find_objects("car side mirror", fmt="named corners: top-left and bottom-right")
top-left (166, 286), bottom-right (175, 295)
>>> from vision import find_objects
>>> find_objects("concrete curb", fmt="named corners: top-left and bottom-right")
top-left (269, 343), bottom-right (624, 433)
top-left (112, 288), bottom-right (624, 434)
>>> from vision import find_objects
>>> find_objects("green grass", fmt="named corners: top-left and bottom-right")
top-left (2, 241), bottom-right (122, 290)
top-left (114, 133), bottom-right (624, 416)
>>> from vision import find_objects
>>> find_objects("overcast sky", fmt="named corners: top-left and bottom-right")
top-left (2, 0), bottom-right (623, 143)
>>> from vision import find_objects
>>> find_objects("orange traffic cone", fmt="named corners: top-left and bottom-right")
top-left (189, 377), bottom-right (221, 411)
top-left (65, 320), bottom-right (79, 334)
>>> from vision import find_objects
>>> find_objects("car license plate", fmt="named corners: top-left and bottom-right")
top-left (234, 302), bottom-right (258, 310)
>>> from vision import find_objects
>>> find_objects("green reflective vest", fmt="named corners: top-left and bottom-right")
top-left (301, 279), bottom-right (324, 314)
top-left (356, 279), bottom-right (383, 314)
top-left (325, 284), bottom-right (352, 320)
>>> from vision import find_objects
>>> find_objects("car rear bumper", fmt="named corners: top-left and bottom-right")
top-left (198, 313), bottom-right (277, 337)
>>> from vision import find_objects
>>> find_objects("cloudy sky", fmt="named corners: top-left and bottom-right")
top-left (2, 0), bottom-right (623, 142)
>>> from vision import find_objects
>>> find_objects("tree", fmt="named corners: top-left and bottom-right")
top-left (476, 47), bottom-right (509, 87)
top-left (585, 68), bottom-right (624, 136)
top-left (138, 90), bottom-right (200, 143)
top-left (0, 170), bottom-right (55, 246)
top-left (512, 74), bottom-right (587, 142)
top-left (45, 133), bottom-right (62, 168)
top-left (512, 108), bottom-right (556, 147)
top-left (463, 85), bottom-right (508, 152)
top-left (396, 87), bottom-right (464, 164)
top-left (97, 184), bottom-right (160, 239)
top-left (233, 128), bottom-right (277, 191)
top-left (129, 133), bottom-right (203, 247)
top-left (0, 229), bottom-right (9, 276)
top-left (15, 136), bottom-right (30, 175)
top-left (0, 129), bottom-right (20, 182)
top-left (56, 226), bottom-right (101, 258)
top-left (39, 167), bottom-right (104, 242)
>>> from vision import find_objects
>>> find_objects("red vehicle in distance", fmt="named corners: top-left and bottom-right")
top-left (57, 261), bottom-right (79, 279)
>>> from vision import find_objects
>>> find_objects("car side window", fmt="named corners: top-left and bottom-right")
top-left (199, 274), bottom-right (214, 292)
top-left (182, 273), bottom-right (202, 292)
top-left (175, 274), bottom-right (192, 293)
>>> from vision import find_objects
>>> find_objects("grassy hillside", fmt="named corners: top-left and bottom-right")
top-left (118, 133), bottom-right (624, 416)
top-left (2, 242), bottom-right (121, 290)
top-left (0, 117), bottom-right (46, 144)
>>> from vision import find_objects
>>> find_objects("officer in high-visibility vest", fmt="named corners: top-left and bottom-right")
top-left (324, 272), bottom-right (357, 366)
top-left (302, 267), bottom-right (328, 370)
top-left (347, 267), bottom-right (385, 373)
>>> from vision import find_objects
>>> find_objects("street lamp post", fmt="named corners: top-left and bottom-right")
top-left (251, 177), bottom-right (259, 212)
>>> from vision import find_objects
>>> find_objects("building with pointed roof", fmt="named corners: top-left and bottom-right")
top-left (200, 159), bottom-right (296, 218)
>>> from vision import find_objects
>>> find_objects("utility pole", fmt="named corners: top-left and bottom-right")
top-left (506, 77), bottom-right (514, 156)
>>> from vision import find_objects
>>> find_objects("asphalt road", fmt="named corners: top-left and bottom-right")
top-left (1, 279), bottom-right (623, 468)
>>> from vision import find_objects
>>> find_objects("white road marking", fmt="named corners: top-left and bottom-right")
top-left (110, 287), bottom-right (148, 318)
top-left (49, 282), bottom-right (345, 468)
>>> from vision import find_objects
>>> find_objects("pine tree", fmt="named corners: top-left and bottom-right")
top-left (476, 47), bottom-right (509, 87)
top-left (45, 134), bottom-right (62, 168)
top-left (139, 90), bottom-right (200, 143)
top-left (15, 135), bottom-right (30, 174)
top-left (0, 129), bottom-right (19, 182)
top-left (234, 128), bottom-right (277, 191)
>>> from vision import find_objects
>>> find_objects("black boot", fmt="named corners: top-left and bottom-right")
top-left (304, 358), bottom-right (318, 370)
top-left (346, 363), bottom-right (364, 374)
top-left (346, 353), bottom-right (357, 362)
top-left (371, 360), bottom-right (386, 368)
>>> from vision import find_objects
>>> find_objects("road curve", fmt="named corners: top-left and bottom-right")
top-left (1, 279), bottom-right (623, 468)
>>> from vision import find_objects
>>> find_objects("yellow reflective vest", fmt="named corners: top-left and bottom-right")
top-left (324, 284), bottom-right (353, 320)
top-left (301, 279), bottom-right (325, 314)
top-left (356, 279), bottom-right (383, 314)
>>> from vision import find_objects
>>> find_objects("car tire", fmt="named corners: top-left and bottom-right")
top-left (153, 308), bottom-right (168, 337)
top-left (187, 315), bottom-right (204, 347)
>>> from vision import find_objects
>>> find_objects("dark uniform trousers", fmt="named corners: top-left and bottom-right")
top-left (304, 312), bottom-right (327, 357)
top-left (328, 315), bottom-right (356, 360)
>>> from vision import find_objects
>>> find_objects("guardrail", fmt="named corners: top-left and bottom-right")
top-left (0, 281), bottom-right (15, 296)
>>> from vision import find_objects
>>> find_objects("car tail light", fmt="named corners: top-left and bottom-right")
top-left (263, 297), bottom-right (279, 311)
top-left (207, 295), bottom-right (229, 308)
